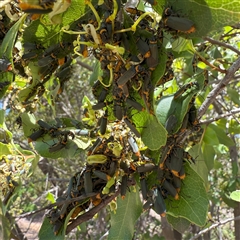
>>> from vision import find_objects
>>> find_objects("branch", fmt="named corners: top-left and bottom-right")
top-left (66, 189), bottom-right (120, 234)
top-left (190, 216), bottom-right (240, 240)
top-left (200, 108), bottom-right (240, 125)
top-left (204, 37), bottom-right (240, 55)
top-left (198, 56), bottom-right (240, 119)
top-left (17, 193), bottom-right (97, 219)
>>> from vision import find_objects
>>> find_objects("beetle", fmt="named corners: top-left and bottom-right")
top-left (120, 174), bottom-right (128, 199)
top-left (100, 110), bottom-right (108, 135)
top-left (19, 2), bottom-right (54, 14)
top-left (179, 165), bottom-right (186, 179)
top-left (0, 58), bottom-right (12, 72)
top-left (146, 37), bottom-right (159, 70)
top-left (188, 104), bottom-right (199, 126)
top-left (28, 129), bottom-right (46, 142)
top-left (93, 170), bottom-right (111, 182)
top-left (172, 175), bottom-right (181, 193)
top-left (49, 141), bottom-right (66, 152)
top-left (126, 98), bottom-right (145, 112)
top-left (117, 65), bottom-right (144, 87)
top-left (92, 102), bottom-right (106, 110)
top-left (136, 37), bottom-right (151, 59)
top-left (159, 142), bottom-right (174, 169)
top-left (84, 170), bottom-right (93, 194)
top-left (152, 187), bottom-right (166, 217)
top-left (165, 147), bottom-right (184, 176)
top-left (98, 87), bottom-right (108, 103)
top-left (113, 101), bottom-right (123, 120)
top-left (162, 179), bottom-right (179, 200)
top-left (164, 16), bottom-right (196, 33)
top-left (53, 219), bottom-right (64, 236)
top-left (0, 81), bottom-right (10, 91)
top-left (124, 117), bottom-right (141, 138)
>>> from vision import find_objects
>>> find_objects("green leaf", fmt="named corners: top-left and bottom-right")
top-left (46, 192), bottom-right (55, 204)
top-left (14, 144), bottom-right (39, 176)
top-left (154, 0), bottom-right (240, 38)
top-left (0, 14), bottom-right (26, 97)
top-left (221, 193), bottom-right (238, 208)
top-left (202, 143), bottom-right (215, 171)
top-left (203, 126), bottom-right (219, 145)
top-left (89, 60), bottom-right (102, 86)
top-left (227, 87), bottom-right (240, 106)
top-left (172, 38), bottom-right (195, 53)
top-left (39, 217), bottom-right (64, 240)
top-left (229, 119), bottom-right (240, 134)
top-left (141, 115), bottom-right (167, 150)
top-left (0, 143), bottom-right (12, 155)
top-left (23, 0), bottom-right (87, 45)
top-left (166, 164), bottom-right (208, 227)
top-left (209, 124), bottom-right (234, 147)
top-left (108, 187), bottom-right (142, 240)
top-left (188, 144), bottom-right (208, 185)
top-left (0, 200), bottom-right (11, 240)
top-left (34, 137), bottom-right (89, 159)
top-left (230, 190), bottom-right (240, 202)
top-left (21, 112), bottom-right (38, 137)
top-left (167, 215), bottom-right (191, 234)
top-left (0, 214), bottom-right (11, 240)
top-left (155, 83), bottom-right (198, 134)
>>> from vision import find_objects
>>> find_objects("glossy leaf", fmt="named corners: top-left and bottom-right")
top-left (108, 187), bottom-right (142, 240)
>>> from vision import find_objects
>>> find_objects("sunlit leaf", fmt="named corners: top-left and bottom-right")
top-left (230, 190), bottom-right (240, 202)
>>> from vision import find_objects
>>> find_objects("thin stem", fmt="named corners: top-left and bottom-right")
top-left (204, 37), bottom-right (240, 55)
top-left (198, 56), bottom-right (240, 119)
top-left (190, 216), bottom-right (240, 240)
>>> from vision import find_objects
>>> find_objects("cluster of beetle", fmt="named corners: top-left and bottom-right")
top-left (14, 0), bottom-right (201, 235)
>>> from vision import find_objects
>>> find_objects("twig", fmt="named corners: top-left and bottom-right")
top-left (17, 193), bottom-right (97, 219)
top-left (190, 216), bottom-right (240, 240)
top-left (198, 56), bottom-right (240, 119)
top-left (196, 53), bottom-right (227, 74)
top-left (200, 108), bottom-right (240, 125)
top-left (204, 37), bottom-right (240, 55)
top-left (66, 189), bottom-right (120, 234)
